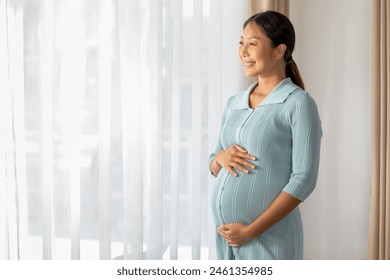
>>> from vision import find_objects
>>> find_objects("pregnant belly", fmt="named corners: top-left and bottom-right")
top-left (211, 169), bottom-right (281, 226)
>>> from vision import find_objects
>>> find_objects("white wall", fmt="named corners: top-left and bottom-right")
top-left (290, 0), bottom-right (372, 259)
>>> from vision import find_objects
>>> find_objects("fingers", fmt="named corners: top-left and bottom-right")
top-left (217, 225), bottom-right (242, 247)
top-left (235, 157), bottom-right (256, 170)
top-left (228, 157), bottom-right (256, 176)
top-left (230, 146), bottom-right (256, 176)
top-left (234, 144), bottom-right (247, 153)
top-left (232, 146), bottom-right (256, 164)
top-left (234, 144), bottom-right (256, 161)
top-left (219, 231), bottom-right (231, 242)
top-left (226, 161), bottom-right (249, 177)
top-left (230, 163), bottom-right (248, 176)
top-left (217, 226), bottom-right (232, 242)
top-left (226, 166), bottom-right (238, 177)
top-left (243, 153), bottom-right (257, 161)
top-left (216, 144), bottom-right (257, 176)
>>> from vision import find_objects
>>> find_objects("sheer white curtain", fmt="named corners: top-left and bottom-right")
top-left (0, 0), bottom-right (249, 260)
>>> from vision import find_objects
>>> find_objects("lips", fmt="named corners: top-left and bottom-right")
top-left (244, 61), bottom-right (256, 67)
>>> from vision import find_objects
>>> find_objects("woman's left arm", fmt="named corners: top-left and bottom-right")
top-left (218, 93), bottom-right (322, 247)
top-left (218, 191), bottom-right (300, 247)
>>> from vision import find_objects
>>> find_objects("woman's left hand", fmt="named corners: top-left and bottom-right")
top-left (217, 223), bottom-right (253, 248)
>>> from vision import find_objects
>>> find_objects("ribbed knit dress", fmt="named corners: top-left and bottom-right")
top-left (209, 78), bottom-right (322, 260)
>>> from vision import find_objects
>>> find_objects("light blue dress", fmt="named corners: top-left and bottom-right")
top-left (209, 78), bottom-right (322, 260)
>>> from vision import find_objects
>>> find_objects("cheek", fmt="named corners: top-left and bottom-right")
top-left (253, 47), bottom-right (266, 59)
top-left (258, 51), bottom-right (274, 65)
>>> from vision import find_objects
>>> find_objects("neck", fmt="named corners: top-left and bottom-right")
top-left (256, 73), bottom-right (286, 95)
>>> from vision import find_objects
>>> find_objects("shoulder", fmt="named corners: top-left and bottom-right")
top-left (286, 88), bottom-right (319, 111)
top-left (285, 88), bottom-right (321, 127)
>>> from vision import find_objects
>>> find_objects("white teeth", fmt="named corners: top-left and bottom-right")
top-left (244, 62), bottom-right (255, 66)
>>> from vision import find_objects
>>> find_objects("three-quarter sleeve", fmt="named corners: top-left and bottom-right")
top-left (282, 93), bottom-right (322, 201)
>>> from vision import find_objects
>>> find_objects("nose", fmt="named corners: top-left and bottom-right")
top-left (239, 44), bottom-right (249, 58)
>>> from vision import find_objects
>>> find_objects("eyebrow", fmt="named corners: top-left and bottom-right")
top-left (240, 36), bottom-right (261, 40)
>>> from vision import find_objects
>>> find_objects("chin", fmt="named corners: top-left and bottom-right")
top-left (244, 71), bottom-right (258, 77)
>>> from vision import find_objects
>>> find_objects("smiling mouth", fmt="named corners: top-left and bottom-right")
top-left (244, 61), bottom-right (256, 67)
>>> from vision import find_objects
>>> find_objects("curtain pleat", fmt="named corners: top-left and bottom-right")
top-left (7, 2), bottom-right (20, 261)
top-left (98, 0), bottom-right (112, 260)
top-left (144, 0), bottom-right (163, 260)
top-left (117, 0), bottom-right (144, 260)
top-left (207, 0), bottom-right (223, 260)
top-left (58, 0), bottom-right (85, 260)
top-left (369, 0), bottom-right (390, 260)
top-left (169, 0), bottom-right (182, 260)
top-left (0, 0), bottom-right (24, 260)
top-left (14, 5), bottom-right (28, 261)
top-left (190, 0), bottom-right (203, 260)
top-left (14, 10), bottom-right (27, 259)
top-left (0, 117), bottom-right (8, 259)
top-left (40, 0), bottom-right (54, 260)
top-left (0, 0), bottom-right (11, 259)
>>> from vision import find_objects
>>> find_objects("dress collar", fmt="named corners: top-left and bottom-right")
top-left (229, 78), bottom-right (299, 109)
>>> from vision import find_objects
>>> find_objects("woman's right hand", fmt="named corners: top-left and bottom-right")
top-left (212, 144), bottom-right (256, 177)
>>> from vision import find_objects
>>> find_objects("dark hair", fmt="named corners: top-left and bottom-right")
top-left (244, 11), bottom-right (305, 90)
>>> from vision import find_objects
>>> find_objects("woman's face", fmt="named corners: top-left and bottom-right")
top-left (238, 22), bottom-right (281, 78)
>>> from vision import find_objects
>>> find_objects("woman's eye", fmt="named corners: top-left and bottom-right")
top-left (238, 41), bottom-right (256, 46)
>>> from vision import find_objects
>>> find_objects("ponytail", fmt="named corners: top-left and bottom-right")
top-left (286, 59), bottom-right (305, 90)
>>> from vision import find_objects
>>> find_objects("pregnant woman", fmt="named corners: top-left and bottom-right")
top-left (208, 11), bottom-right (322, 260)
